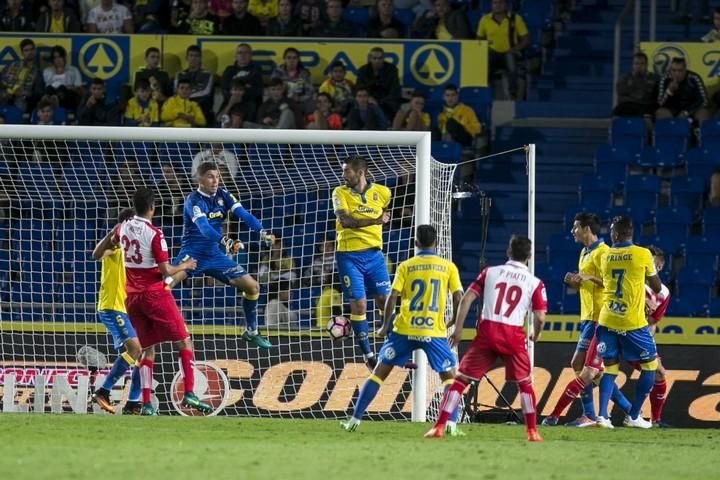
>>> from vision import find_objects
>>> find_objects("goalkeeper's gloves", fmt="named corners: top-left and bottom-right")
top-left (259, 229), bottom-right (275, 248)
top-left (220, 236), bottom-right (244, 254)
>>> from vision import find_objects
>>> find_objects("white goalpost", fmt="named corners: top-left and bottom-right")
top-left (0, 125), bottom-right (462, 421)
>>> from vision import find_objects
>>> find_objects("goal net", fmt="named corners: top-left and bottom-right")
top-left (0, 126), bottom-right (458, 420)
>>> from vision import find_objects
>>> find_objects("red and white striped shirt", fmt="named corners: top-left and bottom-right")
top-left (645, 283), bottom-right (671, 323)
top-left (470, 261), bottom-right (547, 328)
top-left (114, 216), bottom-right (169, 294)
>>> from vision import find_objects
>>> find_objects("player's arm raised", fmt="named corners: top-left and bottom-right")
top-left (92, 225), bottom-right (120, 261)
top-left (225, 191), bottom-right (274, 248)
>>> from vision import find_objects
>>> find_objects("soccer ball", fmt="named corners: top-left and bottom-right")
top-left (326, 315), bottom-right (351, 340)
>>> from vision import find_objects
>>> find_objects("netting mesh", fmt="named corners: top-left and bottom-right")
top-left (0, 131), bottom-right (456, 419)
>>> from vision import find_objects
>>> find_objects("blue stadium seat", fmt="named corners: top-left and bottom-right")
top-left (666, 296), bottom-right (700, 316)
top-left (653, 118), bottom-right (691, 154)
top-left (708, 297), bottom-right (720, 317)
top-left (595, 144), bottom-right (636, 173)
top-left (610, 118), bottom-right (645, 154)
top-left (624, 175), bottom-right (661, 210)
top-left (534, 263), bottom-right (566, 284)
top-left (545, 235), bottom-right (578, 270)
top-left (683, 236), bottom-right (719, 269)
top-left (703, 208), bottom-right (720, 236)
top-left (636, 147), bottom-right (683, 169)
top-left (685, 147), bottom-right (720, 179)
top-left (393, 8), bottom-right (414, 27)
top-left (342, 7), bottom-right (370, 26)
top-left (460, 87), bottom-right (493, 124)
top-left (579, 174), bottom-right (614, 209)
top-left (0, 105), bottom-right (22, 124)
top-left (654, 206), bottom-right (692, 238)
top-left (431, 141), bottom-right (462, 163)
top-left (561, 295), bottom-right (580, 315)
top-left (670, 175), bottom-right (706, 211)
top-left (699, 119), bottom-right (720, 151)
top-left (604, 205), bottom-right (649, 229)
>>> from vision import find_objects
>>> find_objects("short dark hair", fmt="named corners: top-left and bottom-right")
top-left (50, 45), bottom-right (67, 60)
top-left (330, 61), bottom-right (346, 70)
top-left (186, 45), bottom-right (201, 56)
top-left (197, 161), bottom-right (218, 176)
top-left (647, 244), bottom-right (664, 259)
top-left (633, 51), bottom-right (648, 63)
top-left (611, 215), bottom-right (633, 239)
top-left (91, 78), bottom-right (104, 87)
top-left (19, 39), bottom-right (34, 50)
top-left (354, 86), bottom-right (369, 96)
top-left (133, 187), bottom-right (155, 216)
top-left (444, 84), bottom-right (459, 93)
top-left (343, 155), bottom-right (368, 173)
top-left (416, 225), bottom-right (437, 249)
top-left (230, 78), bottom-right (246, 89)
top-left (411, 90), bottom-right (426, 99)
top-left (671, 56), bottom-right (686, 67)
top-left (37, 99), bottom-right (53, 111)
top-left (317, 92), bottom-right (334, 105)
top-left (145, 46), bottom-right (160, 57)
top-left (269, 77), bottom-right (284, 88)
top-left (135, 79), bottom-right (150, 91)
top-left (117, 208), bottom-right (135, 223)
top-left (574, 212), bottom-right (601, 236)
top-left (509, 235), bottom-right (532, 262)
top-left (177, 76), bottom-right (191, 87)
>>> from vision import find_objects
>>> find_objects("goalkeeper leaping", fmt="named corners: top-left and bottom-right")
top-left (166, 161), bottom-right (275, 348)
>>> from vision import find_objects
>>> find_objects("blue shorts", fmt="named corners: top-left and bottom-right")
top-left (336, 249), bottom-right (391, 301)
top-left (596, 325), bottom-right (657, 363)
top-left (175, 249), bottom-right (248, 284)
top-left (575, 320), bottom-right (597, 352)
top-left (97, 310), bottom-right (136, 350)
top-left (378, 332), bottom-right (456, 373)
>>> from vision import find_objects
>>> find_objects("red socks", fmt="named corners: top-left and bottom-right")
top-left (139, 358), bottom-right (153, 404)
top-left (518, 381), bottom-right (538, 431)
top-left (551, 377), bottom-right (586, 418)
top-left (179, 349), bottom-right (195, 394)
top-left (650, 380), bottom-right (667, 422)
top-left (434, 379), bottom-right (467, 428)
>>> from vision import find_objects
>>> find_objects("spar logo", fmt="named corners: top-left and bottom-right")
top-left (170, 362), bottom-right (230, 416)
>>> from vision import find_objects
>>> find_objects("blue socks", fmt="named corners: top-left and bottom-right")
top-left (352, 375), bottom-right (382, 420)
top-left (101, 353), bottom-right (133, 392)
top-left (580, 382), bottom-right (596, 420)
top-left (243, 292), bottom-right (259, 332)
top-left (598, 373), bottom-right (617, 419)
top-left (350, 315), bottom-right (372, 356)
top-left (128, 367), bottom-right (141, 402)
top-left (631, 369), bottom-right (656, 419)
top-left (444, 382), bottom-right (461, 422)
top-left (611, 384), bottom-right (632, 414)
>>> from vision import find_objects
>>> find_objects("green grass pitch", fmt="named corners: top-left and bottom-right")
top-left (0, 415), bottom-right (717, 480)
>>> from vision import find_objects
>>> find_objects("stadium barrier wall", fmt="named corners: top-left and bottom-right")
top-left (0, 33), bottom-right (488, 101)
top-left (1, 329), bottom-right (718, 427)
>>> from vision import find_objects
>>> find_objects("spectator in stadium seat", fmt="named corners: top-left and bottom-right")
top-left (132, 0), bottom-right (168, 33)
top-left (249, 0), bottom-right (278, 30)
top-left (209, 0), bottom-right (233, 19)
top-left (266, 0), bottom-right (301, 36)
top-left (172, 0), bottom-right (219, 34)
top-left (174, 45), bottom-right (215, 125)
top-left (244, 78), bottom-right (302, 129)
top-left (303, 238), bottom-right (336, 286)
top-left (701, 7), bottom-right (720, 42)
top-left (0, 39), bottom-right (44, 114)
top-left (437, 84), bottom-right (481, 146)
top-left (216, 79), bottom-right (256, 128)
top-left (311, 0), bottom-right (355, 37)
top-left (0, 0), bottom-right (35, 31)
top-left (367, 0), bottom-right (405, 38)
top-left (32, 99), bottom-right (58, 125)
top-left (709, 168), bottom-right (720, 208)
top-left (258, 240), bottom-right (298, 283)
top-left (265, 280), bottom-right (298, 326)
top-left (413, 0), bottom-right (472, 39)
top-left (134, 47), bottom-right (172, 104)
top-left (36, 0), bottom-right (82, 33)
top-left (192, 143), bottom-right (240, 179)
top-left (154, 162), bottom-right (190, 224)
top-left (356, 47), bottom-right (402, 118)
top-left (392, 90), bottom-right (430, 131)
top-left (171, 0), bottom-right (192, 30)
top-left (315, 273), bottom-right (343, 327)
top-left (476, 0), bottom-right (529, 100)
top-left (222, 0), bottom-right (262, 35)
top-left (161, 77), bottom-right (207, 127)
top-left (271, 47), bottom-right (315, 114)
top-left (295, 0), bottom-right (323, 35)
top-left (43, 45), bottom-right (84, 111)
top-left (220, 43), bottom-right (264, 106)
top-left (85, 0), bottom-right (134, 33)
top-left (346, 86), bottom-right (390, 130)
top-left (124, 79), bottom-right (161, 127)
top-left (306, 93), bottom-right (343, 129)
top-left (77, 78), bottom-right (121, 126)
top-left (612, 52), bottom-right (659, 128)
top-left (319, 61), bottom-right (355, 116)
top-left (656, 56), bottom-right (710, 126)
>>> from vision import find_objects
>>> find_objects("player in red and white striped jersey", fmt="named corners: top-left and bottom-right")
top-left (113, 187), bottom-right (210, 415)
top-left (426, 235), bottom-right (547, 442)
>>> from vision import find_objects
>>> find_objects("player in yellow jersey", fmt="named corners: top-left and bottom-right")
top-left (332, 155), bottom-right (392, 369)
top-left (595, 215), bottom-right (662, 429)
top-left (90, 208), bottom-right (142, 414)
top-left (341, 225), bottom-right (464, 434)
top-left (543, 212), bottom-right (630, 427)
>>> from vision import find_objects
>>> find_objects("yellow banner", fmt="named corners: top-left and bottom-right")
top-left (641, 42), bottom-right (720, 95)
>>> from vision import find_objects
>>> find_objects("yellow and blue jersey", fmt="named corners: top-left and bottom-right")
top-left (391, 251), bottom-right (462, 338)
top-left (599, 242), bottom-right (657, 331)
top-left (332, 183), bottom-right (391, 252)
top-left (578, 239), bottom-right (608, 322)
top-left (97, 248), bottom-right (126, 313)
